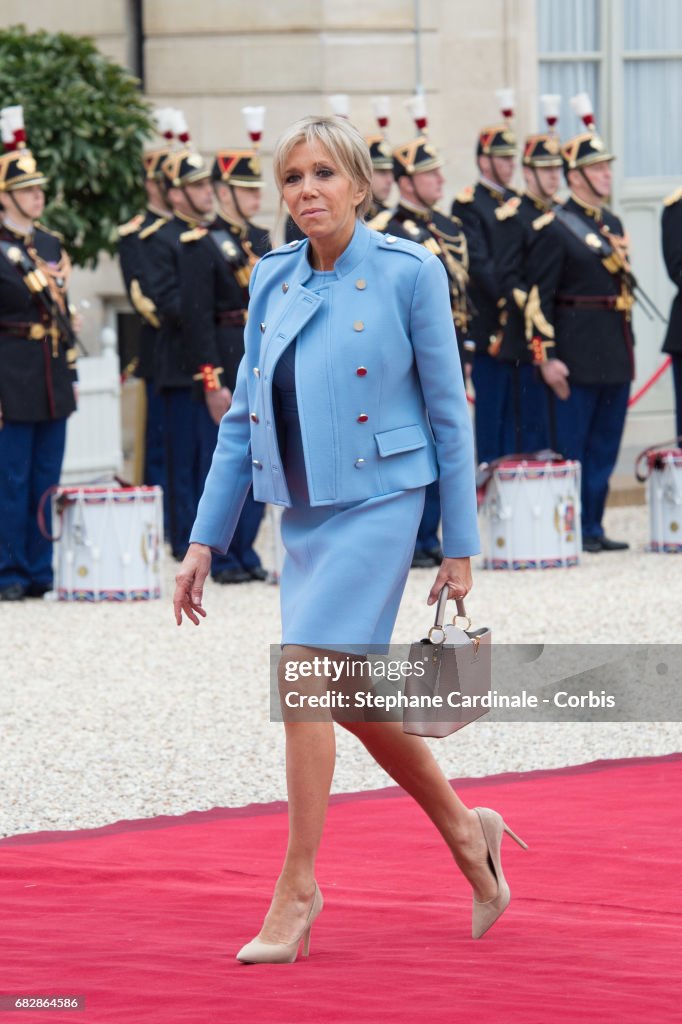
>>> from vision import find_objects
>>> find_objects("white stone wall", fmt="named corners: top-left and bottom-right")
top-left (3, 0), bottom-right (131, 64)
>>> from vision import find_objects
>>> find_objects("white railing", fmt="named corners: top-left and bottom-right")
top-left (61, 327), bottom-right (123, 484)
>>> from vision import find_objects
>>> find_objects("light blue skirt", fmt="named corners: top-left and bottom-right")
top-left (279, 487), bottom-right (425, 654)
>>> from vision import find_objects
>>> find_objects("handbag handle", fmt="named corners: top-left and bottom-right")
top-left (428, 585), bottom-right (470, 644)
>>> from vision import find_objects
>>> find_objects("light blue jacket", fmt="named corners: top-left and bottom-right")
top-left (190, 219), bottom-right (480, 557)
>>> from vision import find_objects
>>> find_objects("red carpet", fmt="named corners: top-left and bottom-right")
top-left (1, 754), bottom-right (681, 1024)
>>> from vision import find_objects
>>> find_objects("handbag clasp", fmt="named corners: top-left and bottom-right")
top-left (452, 612), bottom-right (472, 632)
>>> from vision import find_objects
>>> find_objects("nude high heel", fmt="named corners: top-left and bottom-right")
top-left (235, 882), bottom-right (323, 964)
top-left (471, 807), bottom-right (528, 940)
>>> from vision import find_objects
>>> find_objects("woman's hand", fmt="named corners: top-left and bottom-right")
top-left (427, 556), bottom-right (473, 606)
top-left (173, 543), bottom-right (211, 625)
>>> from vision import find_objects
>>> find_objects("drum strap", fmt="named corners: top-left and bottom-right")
top-left (37, 477), bottom-right (135, 540)
top-left (634, 437), bottom-right (682, 482)
top-left (37, 484), bottom-right (64, 541)
top-left (476, 448), bottom-right (564, 497)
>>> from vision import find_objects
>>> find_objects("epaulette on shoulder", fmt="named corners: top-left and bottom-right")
top-left (453, 186), bottom-right (474, 204)
top-left (367, 208), bottom-right (393, 232)
top-left (180, 226), bottom-right (208, 243)
top-left (117, 213), bottom-right (145, 238)
top-left (138, 217), bottom-right (167, 240)
top-left (663, 186), bottom-right (682, 208)
top-left (532, 211), bottom-right (555, 231)
top-left (35, 222), bottom-right (64, 242)
top-left (261, 238), bottom-right (305, 260)
top-left (378, 233), bottom-right (429, 260)
top-left (495, 196), bottom-right (522, 221)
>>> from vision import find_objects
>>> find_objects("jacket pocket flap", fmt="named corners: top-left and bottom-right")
top-left (375, 424), bottom-right (427, 457)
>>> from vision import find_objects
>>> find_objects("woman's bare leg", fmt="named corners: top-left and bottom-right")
top-left (338, 717), bottom-right (498, 901)
top-left (254, 645), bottom-right (336, 944)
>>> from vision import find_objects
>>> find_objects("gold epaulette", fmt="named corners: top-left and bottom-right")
top-left (524, 285), bottom-right (555, 342)
top-left (367, 209), bottom-right (392, 232)
top-left (454, 186), bottom-right (474, 204)
top-left (430, 216), bottom-right (464, 242)
top-left (532, 211), bottom-right (555, 231)
top-left (495, 196), bottom-right (521, 221)
top-left (35, 222), bottom-right (65, 242)
top-left (180, 227), bottom-right (209, 243)
top-left (138, 217), bottom-right (167, 240)
top-left (117, 213), bottom-right (145, 238)
top-left (401, 218), bottom-right (422, 238)
top-left (663, 186), bottom-right (682, 208)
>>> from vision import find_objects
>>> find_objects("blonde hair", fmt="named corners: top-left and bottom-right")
top-left (273, 115), bottom-right (373, 221)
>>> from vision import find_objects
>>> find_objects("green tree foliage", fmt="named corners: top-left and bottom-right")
top-left (0, 25), bottom-right (153, 267)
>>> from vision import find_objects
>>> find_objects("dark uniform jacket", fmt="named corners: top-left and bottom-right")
top-left (523, 195), bottom-right (635, 386)
top-left (117, 207), bottom-right (168, 379)
top-left (494, 192), bottom-right (555, 364)
top-left (179, 214), bottom-right (272, 392)
top-left (0, 222), bottom-right (77, 422)
top-left (661, 187), bottom-right (682, 356)
top-left (451, 180), bottom-right (516, 354)
top-left (284, 215), bottom-right (305, 244)
top-left (247, 222), bottom-right (272, 260)
top-left (365, 198), bottom-right (389, 223)
top-left (370, 200), bottom-right (471, 360)
top-left (143, 212), bottom-right (202, 390)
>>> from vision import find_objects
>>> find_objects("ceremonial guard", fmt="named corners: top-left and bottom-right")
top-left (364, 97), bottom-right (394, 221)
top-left (178, 107), bottom-right (270, 583)
top-left (117, 108), bottom-right (172, 494)
top-left (451, 90), bottom-right (519, 464)
top-left (661, 185), bottom-right (682, 438)
top-left (371, 97), bottom-right (471, 568)
top-left (493, 95), bottom-right (563, 453)
top-left (0, 106), bottom-right (78, 599)
top-left (142, 113), bottom-right (217, 563)
top-left (524, 94), bottom-right (633, 552)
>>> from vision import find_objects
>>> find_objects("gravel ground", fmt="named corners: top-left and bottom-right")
top-left (1, 503), bottom-right (680, 839)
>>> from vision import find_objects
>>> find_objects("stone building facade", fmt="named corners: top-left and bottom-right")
top-left (5, 0), bottom-right (676, 453)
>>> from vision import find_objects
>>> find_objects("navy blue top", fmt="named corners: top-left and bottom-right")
top-left (272, 269), bottom-right (335, 503)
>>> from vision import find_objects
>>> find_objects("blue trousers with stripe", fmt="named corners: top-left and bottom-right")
top-left (552, 382), bottom-right (630, 540)
top-left (162, 389), bottom-right (264, 573)
top-left (0, 418), bottom-right (67, 589)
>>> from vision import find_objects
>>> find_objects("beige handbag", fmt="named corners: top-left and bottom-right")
top-left (402, 585), bottom-right (491, 738)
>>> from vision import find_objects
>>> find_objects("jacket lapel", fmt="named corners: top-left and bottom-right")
top-left (260, 256), bottom-right (325, 374)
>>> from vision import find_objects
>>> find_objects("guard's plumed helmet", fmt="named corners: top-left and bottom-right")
top-left (212, 106), bottom-right (266, 188)
top-left (392, 95), bottom-right (445, 180)
top-left (0, 106), bottom-right (48, 192)
top-left (561, 93), bottom-right (615, 173)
